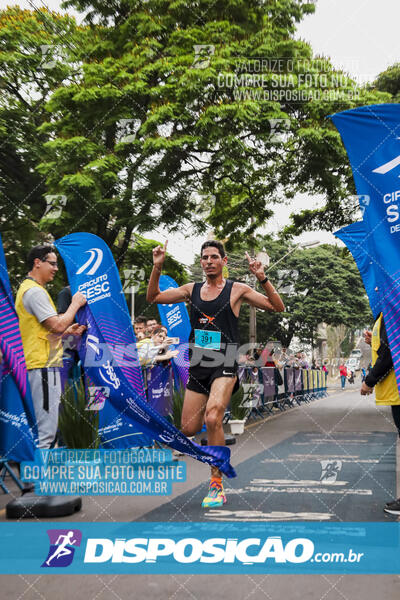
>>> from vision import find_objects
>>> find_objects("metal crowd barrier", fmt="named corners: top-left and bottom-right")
top-left (235, 366), bottom-right (328, 420)
top-left (141, 364), bottom-right (328, 423)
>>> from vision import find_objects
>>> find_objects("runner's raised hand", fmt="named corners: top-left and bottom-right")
top-left (245, 251), bottom-right (265, 280)
top-left (152, 240), bottom-right (168, 267)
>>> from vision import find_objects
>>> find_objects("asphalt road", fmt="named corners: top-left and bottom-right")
top-left (1, 384), bottom-right (400, 598)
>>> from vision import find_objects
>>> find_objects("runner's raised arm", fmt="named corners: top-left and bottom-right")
top-left (238, 251), bottom-right (285, 312)
top-left (146, 240), bottom-right (193, 304)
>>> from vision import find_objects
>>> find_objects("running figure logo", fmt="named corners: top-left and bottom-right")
top-left (320, 460), bottom-right (342, 484)
top-left (41, 529), bottom-right (82, 568)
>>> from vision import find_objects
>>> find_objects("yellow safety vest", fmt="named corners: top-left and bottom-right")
top-left (372, 313), bottom-right (400, 405)
top-left (15, 278), bottom-right (63, 369)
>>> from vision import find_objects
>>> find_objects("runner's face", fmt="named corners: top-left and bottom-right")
top-left (200, 247), bottom-right (227, 277)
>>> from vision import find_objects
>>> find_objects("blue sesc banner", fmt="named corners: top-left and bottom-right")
top-left (54, 232), bottom-right (151, 447)
top-left (146, 364), bottom-right (173, 417)
top-left (157, 274), bottom-right (190, 388)
top-left (0, 234), bottom-right (37, 462)
top-left (330, 103), bottom-right (400, 387)
top-left (334, 221), bottom-right (381, 318)
top-left (55, 233), bottom-right (235, 477)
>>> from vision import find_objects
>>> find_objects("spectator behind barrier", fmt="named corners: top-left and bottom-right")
top-left (133, 316), bottom-right (147, 337)
top-left (137, 326), bottom-right (178, 367)
top-left (146, 318), bottom-right (159, 335)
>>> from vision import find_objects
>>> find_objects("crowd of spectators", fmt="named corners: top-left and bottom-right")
top-left (133, 316), bottom-right (331, 376)
top-left (133, 316), bottom-right (178, 367)
top-left (239, 344), bottom-right (329, 373)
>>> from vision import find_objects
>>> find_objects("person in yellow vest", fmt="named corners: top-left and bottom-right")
top-left (360, 312), bottom-right (400, 515)
top-left (15, 245), bottom-right (87, 448)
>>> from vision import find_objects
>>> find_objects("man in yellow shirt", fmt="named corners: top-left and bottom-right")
top-left (361, 313), bottom-right (400, 515)
top-left (16, 245), bottom-right (87, 448)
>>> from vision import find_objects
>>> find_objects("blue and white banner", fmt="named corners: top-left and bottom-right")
top-left (335, 221), bottom-right (381, 318)
top-left (0, 234), bottom-right (37, 462)
top-left (1, 522), bottom-right (399, 574)
top-left (54, 232), bottom-right (150, 447)
top-left (146, 364), bottom-right (173, 417)
top-left (157, 274), bottom-right (190, 388)
top-left (331, 103), bottom-right (400, 385)
top-left (55, 233), bottom-right (235, 477)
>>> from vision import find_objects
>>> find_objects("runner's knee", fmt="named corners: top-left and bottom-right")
top-left (181, 422), bottom-right (197, 437)
top-left (181, 415), bottom-right (202, 437)
top-left (205, 406), bottom-right (224, 431)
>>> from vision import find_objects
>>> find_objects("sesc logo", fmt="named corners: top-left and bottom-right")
top-left (42, 529), bottom-right (82, 568)
top-left (76, 248), bottom-right (103, 276)
top-left (84, 536), bottom-right (314, 565)
top-left (372, 153), bottom-right (400, 175)
top-left (158, 432), bottom-right (176, 443)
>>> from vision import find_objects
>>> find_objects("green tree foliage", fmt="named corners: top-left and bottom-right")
top-left (38, 0), bottom-right (321, 251)
top-left (0, 1), bottom-right (390, 287)
top-left (278, 243), bottom-right (372, 348)
top-left (282, 75), bottom-right (390, 235)
top-left (374, 63), bottom-right (400, 100)
top-left (125, 235), bottom-right (189, 320)
top-left (0, 7), bottom-right (85, 284)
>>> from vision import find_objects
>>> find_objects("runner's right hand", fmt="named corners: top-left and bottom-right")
top-left (152, 241), bottom-right (168, 267)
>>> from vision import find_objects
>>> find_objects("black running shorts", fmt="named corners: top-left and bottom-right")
top-left (187, 364), bottom-right (239, 395)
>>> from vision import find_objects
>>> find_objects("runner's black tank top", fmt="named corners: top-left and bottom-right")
top-left (189, 280), bottom-right (240, 366)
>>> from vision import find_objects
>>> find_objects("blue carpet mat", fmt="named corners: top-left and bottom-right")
top-left (139, 431), bottom-right (397, 522)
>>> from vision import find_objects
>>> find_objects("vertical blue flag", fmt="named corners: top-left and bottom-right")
top-left (146, 364), bottom-right (173, 417)
top-left (334, 221), bottom-right (381, 318)
top-left (157, 275), bottom-right (190, 388)
top-left (330, 103), bottom-right (400, 388)
top-left (55, 232), bottom-right (151, 447)
top-left (0, 234), bottom-right (37, 462)
top-left (55, 233), bottom-right (235, 477)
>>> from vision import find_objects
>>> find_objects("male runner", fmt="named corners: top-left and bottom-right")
top-left (147, 240), bottom-right (285, 507)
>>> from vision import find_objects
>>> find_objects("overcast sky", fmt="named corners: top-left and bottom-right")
top-left (297, 1), bottom-right (400, 84)
top-left (3, 0), bottom-right (400, 264)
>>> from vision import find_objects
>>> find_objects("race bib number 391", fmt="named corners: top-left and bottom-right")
top-left (194, 329), bottom-right (221, 350)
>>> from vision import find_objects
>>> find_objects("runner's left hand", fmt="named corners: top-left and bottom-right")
top-left (245, 251), bottom-right (265, 280)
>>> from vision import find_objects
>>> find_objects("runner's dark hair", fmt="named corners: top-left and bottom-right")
top-left (200, 240), bottom-right (226, 258)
